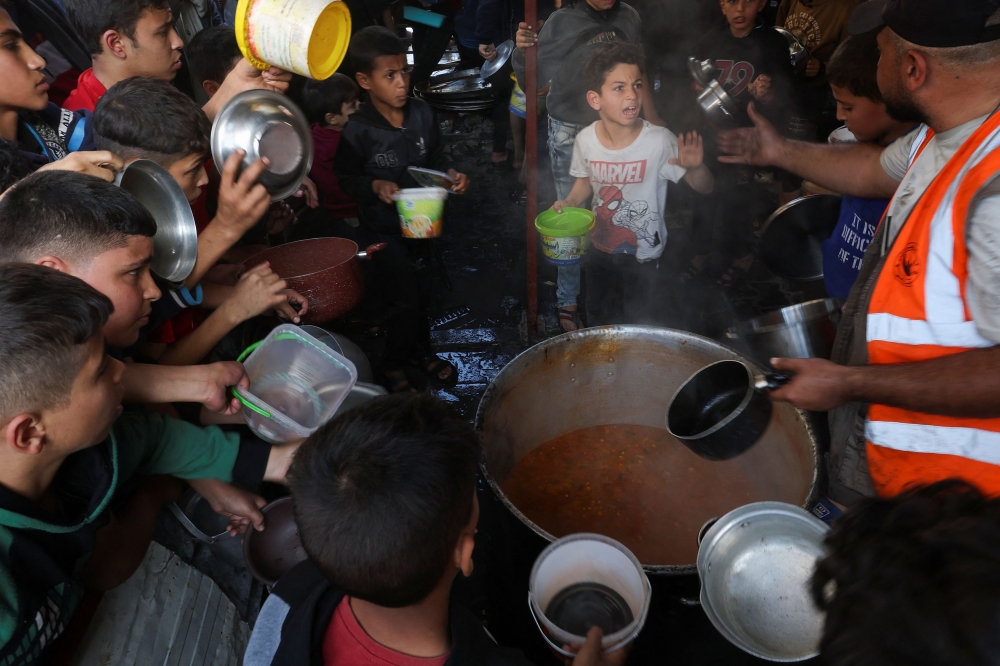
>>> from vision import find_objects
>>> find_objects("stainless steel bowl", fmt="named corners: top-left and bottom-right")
top-left (211, 89), bottom-right (313, 201)
top-left (115, 159), bottom-right (198, 283)
top-left (698, 502), bottom-right (828, 661)
top-left (697, 80), bottom-right (738, 127)
top-left (725, 298), bottom-right (843, 364)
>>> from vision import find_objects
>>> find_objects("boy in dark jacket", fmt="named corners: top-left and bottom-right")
top-left (335, 27), bottom-right (469, 393)
top-left (684, 0), bottom-right (796, 286)
top-left (244, 393), bottom-right (621, 666)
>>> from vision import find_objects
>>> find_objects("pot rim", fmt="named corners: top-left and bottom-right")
top-left (665, 360), bottom-right (756, 441)
top-left (244, 237), bottom-right (361, 281)
top-left (474, 326), bottom-right (821, 572)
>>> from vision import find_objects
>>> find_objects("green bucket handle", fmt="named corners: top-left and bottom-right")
top-left (231, 332), bottom-right (305, 418)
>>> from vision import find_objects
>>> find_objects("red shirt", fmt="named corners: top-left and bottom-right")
top-left (309, 123), bottom-right (358, 219)
top-left (322, 597), bottom-right (450, 666)
top-left (64, 68), bottom-right (107, 112)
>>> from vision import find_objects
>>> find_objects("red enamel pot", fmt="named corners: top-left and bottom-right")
top-left (244, 238), bottom-right (386, 324)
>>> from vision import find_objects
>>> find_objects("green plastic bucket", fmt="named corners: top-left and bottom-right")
top-left (534, 208), bottom-right (596, 266)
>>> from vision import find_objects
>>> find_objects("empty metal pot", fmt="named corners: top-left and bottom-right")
top-left (725, 298), bottom-right (843, 364)
top-left (759, 194), bottom-right (842, 281)
top-left (775, 28), bottom-right (810, 76)
top-left (667, 360), bottom-right (786, 461)
top-left (697, 502), bottom-right (828, 661)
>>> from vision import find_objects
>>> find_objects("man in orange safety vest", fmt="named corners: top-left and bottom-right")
top-left (717, 0), bottom-right (1000, 504)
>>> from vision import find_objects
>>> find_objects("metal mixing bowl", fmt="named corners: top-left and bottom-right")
top-left (697, 502), bottom-right (828, 661)
top-left (211, 89), bottom-right (313, 201)
top-left (115, 159), bottom-right (198, 283)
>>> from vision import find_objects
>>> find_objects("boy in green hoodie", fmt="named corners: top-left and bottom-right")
top-left (0, 264), bottom-right (298, 665)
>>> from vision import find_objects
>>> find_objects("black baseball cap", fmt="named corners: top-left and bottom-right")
top-left (849, 0), bottom-right (1000, 47)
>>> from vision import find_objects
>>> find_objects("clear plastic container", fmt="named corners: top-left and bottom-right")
top-left (235, 324), bottom-right (358, 443)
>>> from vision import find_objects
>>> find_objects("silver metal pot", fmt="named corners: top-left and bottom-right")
top-left (725, 298), bottom-right (843, 364)
top-left (687, 56), bottom-right (716, 88)
top-left (115, 159), bottom-right (198, 283)
top-left (697, 502), bottom-right (828, 661)
top-left (211, 89), bottom-right (313, 201)
top-left (475, 326), bottom-right (820, 573)
top-left (696, 80), bottom-right (738, 127)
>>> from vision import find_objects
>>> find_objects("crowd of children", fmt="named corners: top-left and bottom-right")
top-left (0, 0), bottom-right (978, 661)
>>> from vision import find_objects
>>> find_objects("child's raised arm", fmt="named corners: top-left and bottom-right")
top-left (552, 177), bottom-right (593, 213)
top-left (670, 131), bottom-right (714, 195)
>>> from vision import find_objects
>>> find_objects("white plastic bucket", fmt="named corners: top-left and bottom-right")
top-left (528, 533), bottom-right (651, 657)
top-left (235, 0), bottom-right (351, 80)
top-left (393, 187), bottom-right (448, 238)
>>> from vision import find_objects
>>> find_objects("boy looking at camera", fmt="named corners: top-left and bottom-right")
top-left (819, 31), bottom-right (915, 298)
top-left (334, 27), bottom-right (470, 393)
top-left (0, 264), bottom-right (298, 664)
top-left (685, 0), bottom-right (796, 287)
top-left (553, 42), bottom-right (713, 326)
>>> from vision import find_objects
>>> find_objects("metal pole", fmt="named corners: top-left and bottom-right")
top-left (524, 0), bottom-right (539, 334)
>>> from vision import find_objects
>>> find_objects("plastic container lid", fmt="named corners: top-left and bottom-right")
top-left (393, 187), bottom-right (450, 201)
top-left (535, 208), bottom-right (596, 238)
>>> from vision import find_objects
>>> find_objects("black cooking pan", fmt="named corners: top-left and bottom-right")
top-left (666, 360), bottom-right (787, 461)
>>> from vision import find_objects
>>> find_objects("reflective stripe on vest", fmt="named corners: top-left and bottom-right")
top-left (865, 113), bottom-right (1000, 497)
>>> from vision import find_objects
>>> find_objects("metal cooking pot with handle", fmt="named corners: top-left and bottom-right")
top-left (697, 502), bottom-right (828, 661)
top-left (244, 238), bottom-right (386, 324)
top-left (725, 298), bottom-right (843, 364)
top-left (666, 360), bottom-right (788, 461)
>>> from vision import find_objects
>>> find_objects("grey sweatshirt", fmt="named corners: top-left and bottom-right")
top-left (512, 0), bottom-right (641, 126)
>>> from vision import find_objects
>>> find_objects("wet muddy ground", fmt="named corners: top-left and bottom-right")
top-left (155, 109), bottom-right (823, 665)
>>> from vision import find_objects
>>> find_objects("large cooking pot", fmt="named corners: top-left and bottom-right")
top-left (244, 238), bottom-right (385, 324)
top-left (476, 326), bottom-right (820, 575)
top-left (759, 194), bottom-right (842, 282)
top-left (725, 298), bottom-right (843, 364)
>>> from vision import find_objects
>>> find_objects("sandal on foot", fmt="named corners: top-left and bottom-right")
top-left (411, 353), bottom-right (459, 389)
top-left (558, 307), bottom-right (582, 332)
top-left (383, 368), bottom-right (417, 394)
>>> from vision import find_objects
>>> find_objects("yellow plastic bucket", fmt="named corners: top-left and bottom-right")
top-left (235, 0), bottom-right (351, 80)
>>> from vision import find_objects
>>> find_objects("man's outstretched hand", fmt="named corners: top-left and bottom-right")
top-left (716, 102), bottom-right (786, 167)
